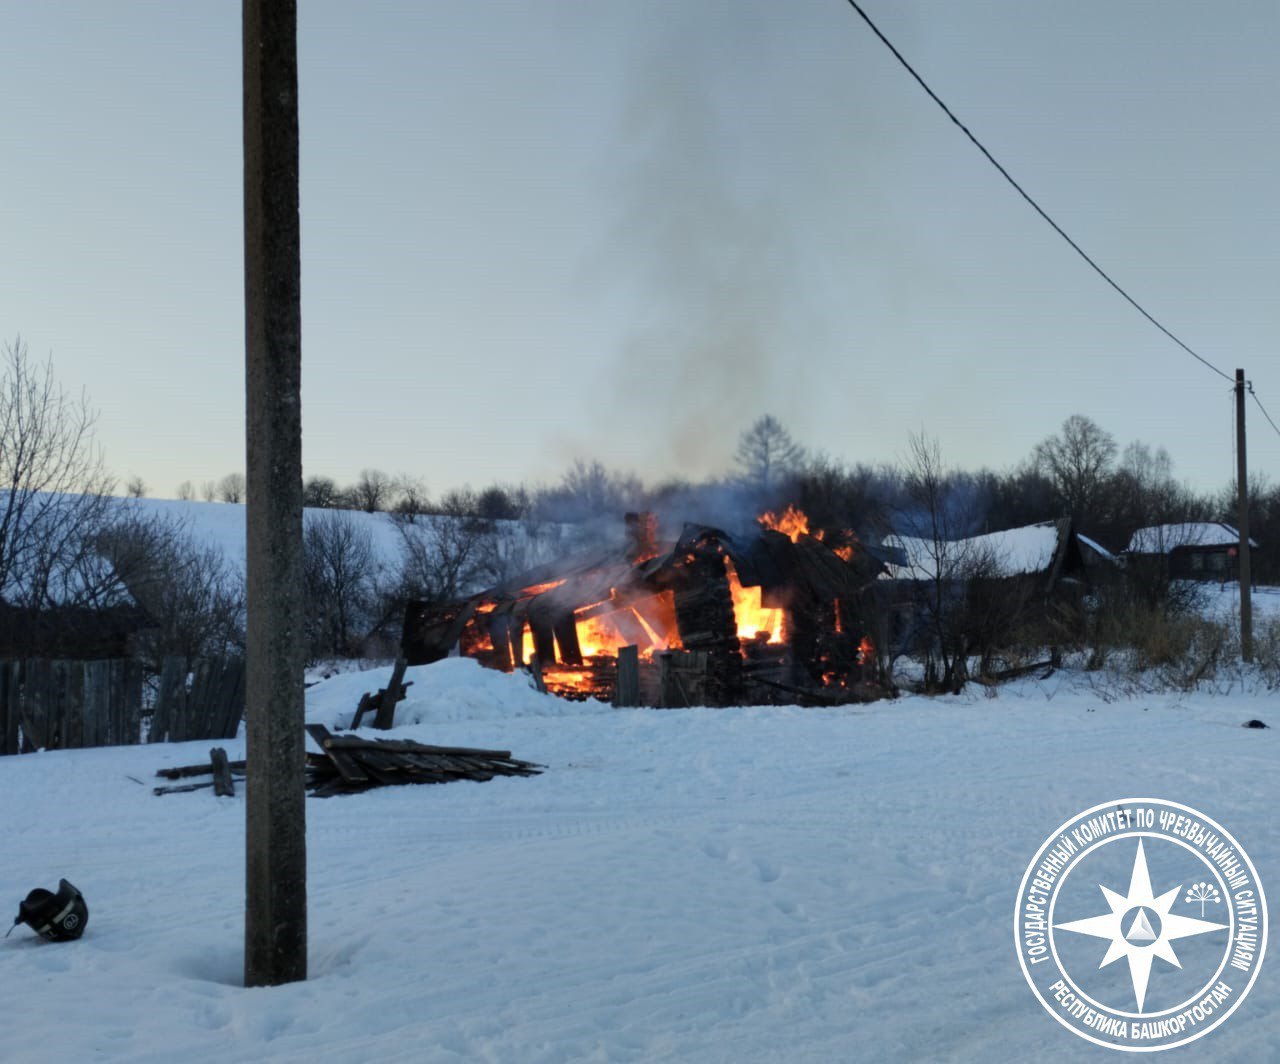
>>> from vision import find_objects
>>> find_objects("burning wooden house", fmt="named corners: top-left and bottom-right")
top-left (402, 508), bottom-right (890, 706)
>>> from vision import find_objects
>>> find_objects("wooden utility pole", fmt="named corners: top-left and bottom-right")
top-left (243, 0), bottom-right (307, 986)
top-left (1235, 369), bottom-right (1253, 663)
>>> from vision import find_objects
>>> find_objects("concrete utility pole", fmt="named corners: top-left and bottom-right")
top-left (243, 0), bottom-right (307, 986)
top-left (1235, 369), bottom-right (1253, 663)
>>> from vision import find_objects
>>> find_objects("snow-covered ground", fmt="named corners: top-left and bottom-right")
top-left (3, 660), bottom-right (1276, 1062)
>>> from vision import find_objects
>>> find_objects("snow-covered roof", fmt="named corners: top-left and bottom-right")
top-left (882, 521), bottom-right (1064, 581)
top-left (1125, 523), bottom-right (1257, 554)
top-left (1076, 533), bottom-right (1115, 562)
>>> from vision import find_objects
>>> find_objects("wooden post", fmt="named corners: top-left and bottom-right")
top-left (0, 663), bottom-right (16, 756)
top-left (613, 645), bottom-right (641, 707)
top-left (658, 652), bottom-right (680, 708)
top-left (1236, 369), bottom-right (1253, 662)
top-left (243, 0), bottom-right (307, 987)
top-left (372, 658), bottom-right (409, 730)
top-left (529, 657), bottom-right (547, 694)
top-left (211, 747), bottom-right (237, 797)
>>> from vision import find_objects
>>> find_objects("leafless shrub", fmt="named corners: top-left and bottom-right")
top-left (1081, 587), bottom-right (1234, 692)
top-left (1248, 616), bottom-right (1280, 691)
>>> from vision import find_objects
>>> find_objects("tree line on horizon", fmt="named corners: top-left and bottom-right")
top-left (184, 411), bottom-right (1279, 579)
top-left (4, 335), bottom-right (1278, 678)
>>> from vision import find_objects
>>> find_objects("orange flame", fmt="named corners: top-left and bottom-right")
top-left (759, 504), bottom-right (810, 543)
top-left (540, 666), bottom-right (599, 695)
top-left (759, 505), bottom-right (858, 562)
top-left (857, 636), bottom-right (874, 665)
top-left (520, 579), bottom-right (566, 597)
top-left (725, 558), bottom-right (784, 644)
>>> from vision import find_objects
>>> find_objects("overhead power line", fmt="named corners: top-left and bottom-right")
top-left (841, 0), bottom-right (1235, 386)
top-left (1250, 386), bottom-right (1280, 444)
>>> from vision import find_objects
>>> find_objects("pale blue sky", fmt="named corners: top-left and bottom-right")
top-left (3, 1), bottom-right (1277, 500)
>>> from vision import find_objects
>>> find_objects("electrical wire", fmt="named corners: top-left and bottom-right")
top-left (1249, 386), bottom-right (1280, 444)
top-left (841, 0), bottom-right (1236, 385)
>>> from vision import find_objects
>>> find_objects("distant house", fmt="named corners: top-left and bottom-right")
top-left (882, 518), bottom-right (1113, 590)
top-left (875, 518), bottom-right (1114, 670)
top-left (1122, 523), bottom-right (1257, 582)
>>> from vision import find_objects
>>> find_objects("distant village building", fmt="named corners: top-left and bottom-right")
top-left (1122, 523), bottom-right (1257, 582)
top-left (875, 518), bottom-right (1116, 672)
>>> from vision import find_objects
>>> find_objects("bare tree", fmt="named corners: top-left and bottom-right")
top-left (349, 468), bottom-right (394, 513)
top-left (302, 510), bottom-right (382, 659)
top-left (473, 517), bottom-right (568, 588)
top-left (734, 414), bottom-right (805, 495)
top-left (1095, 440), bottom-right (1201, 548)
top-left (391, 474), bottom-right (430, 522)
top-left (176, 480), bottom-right (195, 502)
top-left (476, 483), bottom-right (529, 521)
top-left (201, 480), bottom-right (218, 503)
top-left (1032, 414), bottom-right (1117, 520)
top-left (0, 338), bottom-right (117, 622)
top-left (217, 472), bottom-right (246, 504)
top-left (396, 515), bottom-right (486, 604)
top-left (96, 512), bottom-right (245, 670)
top-left (302, 475), bottom-right (345, 509)
top-left (533, 460), bottom-right (642, 526)
top-left (893, 433), bottom-right (1000, 691)
top-left (125, 475), bottom-right (147, 498)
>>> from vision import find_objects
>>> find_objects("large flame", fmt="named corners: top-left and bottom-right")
top-left (575, 609), bottom-right (670, 658)
top-left (759, 504), bottom-right (810, 542)
top-left (725, 558), bottom-right (784, 644)
top-left (759, 505), bottom-right (857, 562)
top-left (514, 593), bottom-right (681, 670)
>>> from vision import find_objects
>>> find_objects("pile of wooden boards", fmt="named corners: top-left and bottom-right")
top-left (154, 747), bottom-right (243, 796)
top-left (152, 728), bottom-right (544, 798)
top-left (304, 724), bottom-right (543, 797)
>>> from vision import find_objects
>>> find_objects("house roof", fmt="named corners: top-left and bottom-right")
top-left (1125, 523), bottom-right (1258, 554)
top-left (882, 521), bottom-right (1067, 582)
top-left (1076, 533), bottom-right (1115, 563)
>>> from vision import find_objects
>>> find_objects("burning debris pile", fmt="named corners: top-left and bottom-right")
top-left (403, 508), bottom-right (892, 707)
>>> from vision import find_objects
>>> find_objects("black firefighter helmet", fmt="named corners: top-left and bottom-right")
top-left (8, 879), bottom-right (88, 941)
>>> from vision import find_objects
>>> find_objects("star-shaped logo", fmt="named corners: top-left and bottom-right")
top-left (1055, 840), bottom-right (1228, 1012)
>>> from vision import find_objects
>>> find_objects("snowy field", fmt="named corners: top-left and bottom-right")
top-left (3, 659), bottom-right (1276, 1062)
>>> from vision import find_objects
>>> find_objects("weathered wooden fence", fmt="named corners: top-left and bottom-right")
top-left (0, 657), bottom-right (245, 755)
top-left (148, 656), bottom-right (246, 744)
